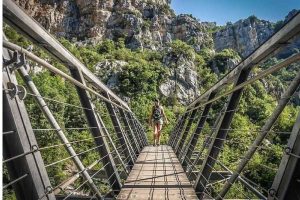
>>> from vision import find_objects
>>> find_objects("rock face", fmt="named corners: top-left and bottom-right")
top-left (93, 56), bottom-right (200, 105)
top-left (213, 10), bottom-right (300, 58)
top-left (11, 1), bottom-right (299, 104)
top-left (276, 10), bottom-right (300, 59)
top-left (160, 54), bottom-right (200, 104)
top-left (14, 0), bottom-right (211, 51)
top-left (213, 16), bottom-right (274, 58)
top-left (13, 0), bottom-right (211, 104)
top-left (94, 59), bottom-right (128, 90)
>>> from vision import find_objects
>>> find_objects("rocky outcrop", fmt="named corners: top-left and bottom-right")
top-left (171, 15), bottom-right (213, 52)
top-left (211, 57), bottom-right (240, 75)
top-left (13, 0), bottom-right (211, 51)
top-left (160, 54), bottom-right (200, 104)
top-left (213, 16), bottom-right (274, 58)
top-left (94, 59), bottom-right (128, 90)
top-left (11, 1), bottom-right (299, 104)
top-left (93, 56), bottom-right (199, 105)
top-left (12, 0), bottom-right (210, 104)
top-left (213, 10), bottom-right (300, 58)
top-left (277, 9), bottom-right (300, 59)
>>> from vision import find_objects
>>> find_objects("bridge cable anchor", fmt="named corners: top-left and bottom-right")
top-left (284, 147), bottom-right (292, 154)
top-left (285, 147), bottom-right (300, 158)
top-left (268, 188), bottom-right (276, 197)
top-left (44, 186), bottom-right (53, 194)
top-left (6, 82), bottom-right (27, 100)
top-left (31, 145), bottom-right (39, 152)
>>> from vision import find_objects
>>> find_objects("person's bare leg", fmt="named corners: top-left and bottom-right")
top-left (153, 123), bottom-right (157, 146)
top-left (155, 123), bottom-right (159, 145)
top-left (157, 124), bottom-right (162, 146)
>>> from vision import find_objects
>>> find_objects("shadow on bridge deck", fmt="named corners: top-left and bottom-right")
top-left (117, 145), bottom-right (198, 200)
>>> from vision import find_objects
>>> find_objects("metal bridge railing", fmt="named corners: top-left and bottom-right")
top-left (2, 1), bottom-right (148, 199)
top-left (3, 0), bottom-right (300, 200)
top-left (168, 11), bottom-right (300, 200)
top-left (2, 44), bottom-right (148, 199)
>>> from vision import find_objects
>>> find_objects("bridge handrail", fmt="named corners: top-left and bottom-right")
top-left (3, 0), bottom-right (130, 111)
top-left (3, 41), bottom-right (148, 198)
top-left (2, 2), bottom-right (149, 198)
top-left (168, 11), bottom-right (300, 200)
top-left (188, 52), bottom-right (300, 112)
top-left (186, 11), bottom-right (300, 110)
top-left (3, 40), bottom-right (131, 112)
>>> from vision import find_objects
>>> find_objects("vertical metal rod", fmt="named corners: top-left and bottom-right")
top-left (128, 112), bottom-right (147, 147)
top-left (179, 117), bottom-right (202, 162)
top-left (168, 115), bottom-right (183, 146)
top-left (18, 67), bottom-right (102, 198)
top-left (121, 121), bottom-right (138, 161)
top-left (102, 93), bottom-right (134, 168)
top-left (171, 113), bottom-right (189, 148)
top-left (194, 68), bottom-right (251, 199)
top-left (96, 113), bottom-right (128, 175)
top-left (119, 109), bottom-right (141, 156)
top-left (69, 69), bottom-right (122, 192)
top-left (174, 112), bottom-right (191, 151)
top-left (170, 116), bottom-right (184, 147)
top-left (175, 103), bottom-right (200, 156)
top-left (187, 105), bottom-right (225, 176)
top-left (126, 112), bottom-right (144, 149)
top-left (217, 71), bottom-right (300, 199)
top-left (113, 108), bottom-right (137, 162)
top-left (168, 125), bottom-right (177, 146)
top-left (132, 114), bottom-right (148, 146)
top-left (182, 92), bottom-right (216, 168)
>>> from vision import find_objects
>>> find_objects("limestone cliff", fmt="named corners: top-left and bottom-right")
top-left (14, 0), bottom-right (212, 51)
top-left (213, 16), bottom-right (274, 58)
top-left (11, 1), bottom-right (299, 104)
top-left (213, 10), bottom-right (300, 58)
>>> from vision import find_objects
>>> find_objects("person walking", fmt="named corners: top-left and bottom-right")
top-left (149, 98), bottom-right (169, 146)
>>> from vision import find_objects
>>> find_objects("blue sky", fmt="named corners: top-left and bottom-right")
top-left (171, 0), bottom-right (300, 25)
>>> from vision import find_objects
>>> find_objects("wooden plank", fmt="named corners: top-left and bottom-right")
top-left (117, 145), bottom-right (198, 199)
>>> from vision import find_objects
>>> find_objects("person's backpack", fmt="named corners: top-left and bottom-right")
top-left (153, 106), bottom-right (162, 120)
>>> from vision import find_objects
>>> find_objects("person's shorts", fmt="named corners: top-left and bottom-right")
top-left (152, 119), bottom-right (163, 125)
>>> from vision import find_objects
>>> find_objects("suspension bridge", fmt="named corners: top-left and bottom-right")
top-left (2, 1), bottom-right (300, 199)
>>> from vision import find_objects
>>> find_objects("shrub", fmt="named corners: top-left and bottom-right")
top-left (168, 40), bottom-right (194, 60)
top-left (212, 48), bottom-right (240, 74)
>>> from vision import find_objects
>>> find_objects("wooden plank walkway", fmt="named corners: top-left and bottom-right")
top-left (117, 145), bottom-right (198, 200)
